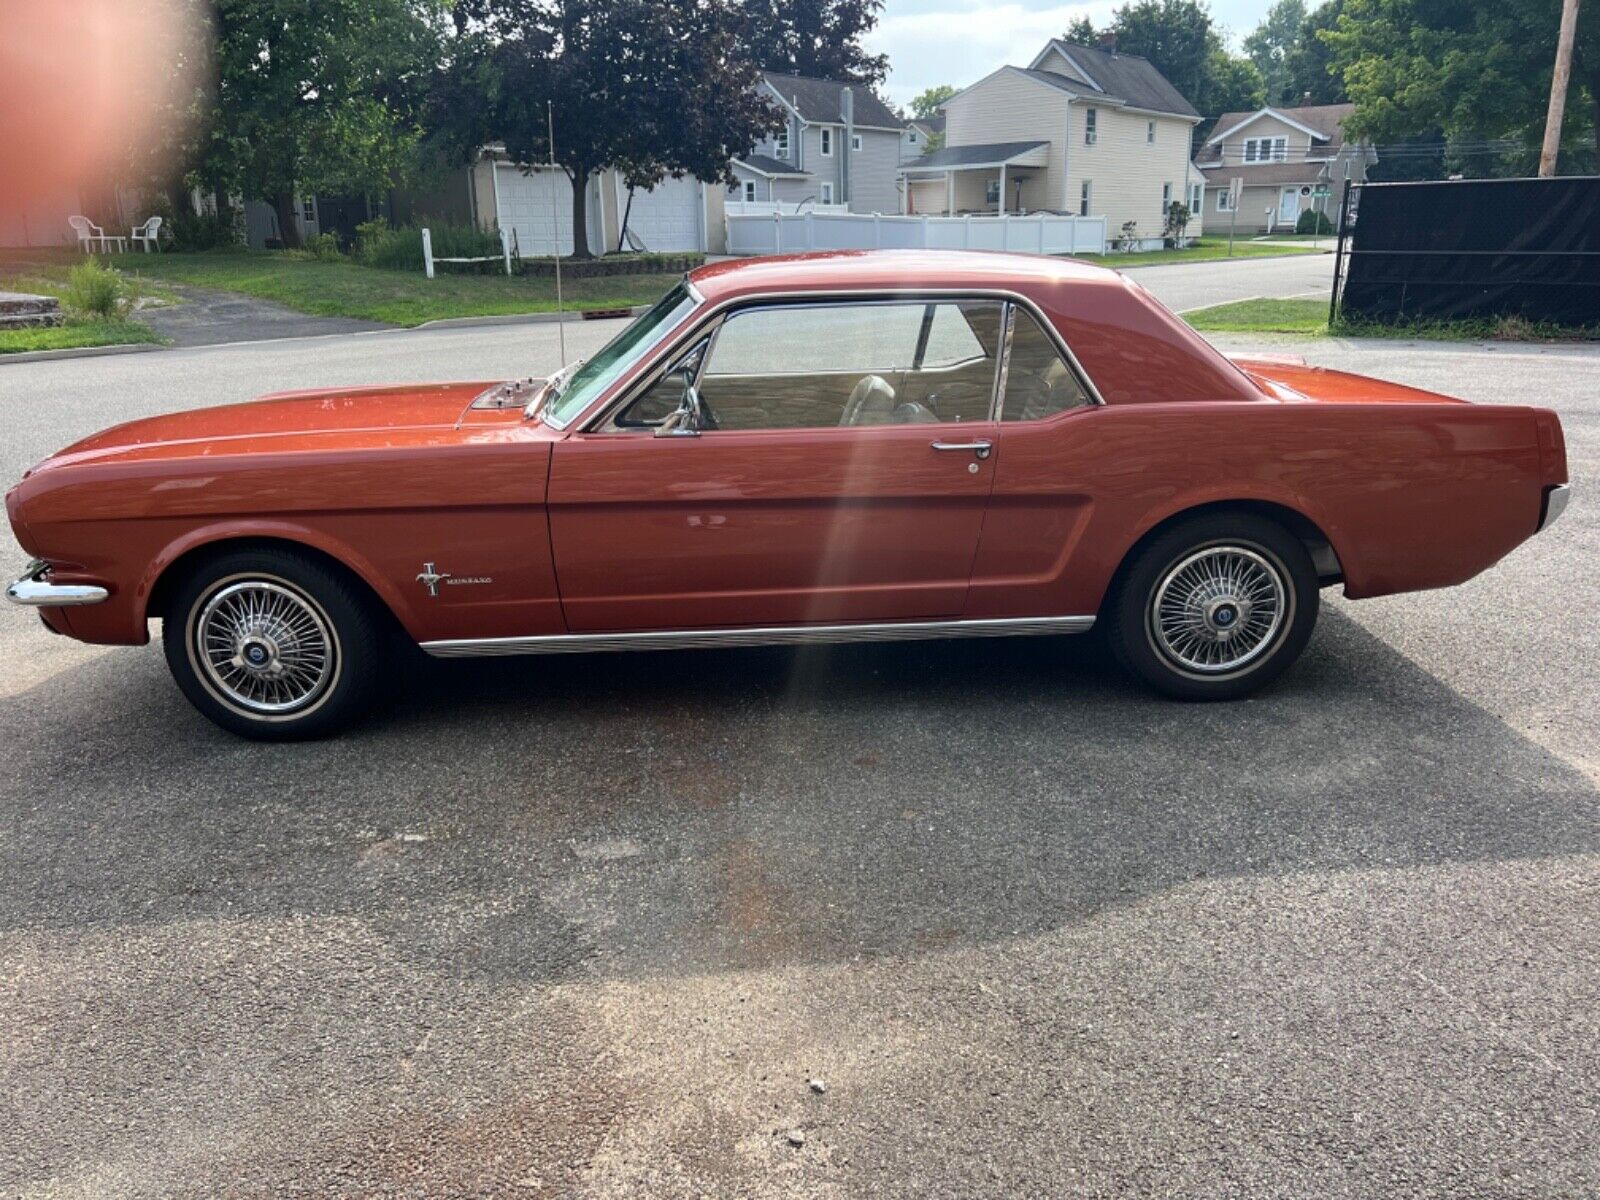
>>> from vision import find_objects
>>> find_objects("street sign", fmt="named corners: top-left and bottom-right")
top-left (1228, 177), bottom-right (1243, 208)
top-left (1312, 187), bottom-right (1331, 198)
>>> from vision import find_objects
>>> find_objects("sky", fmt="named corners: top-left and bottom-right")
top-left (867, 0), bottom-right (1276, 109)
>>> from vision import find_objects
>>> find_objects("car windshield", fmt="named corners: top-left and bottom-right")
top-left (537, 283), bottom-right (699, 428)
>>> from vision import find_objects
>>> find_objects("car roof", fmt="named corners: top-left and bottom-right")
top-left (687, 250), bottom-right (1126, 305)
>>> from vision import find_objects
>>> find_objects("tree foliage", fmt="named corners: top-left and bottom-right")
top-left (739, 0), bottom-right (889, 85)
top-left (910, 85), bottom-right (957, 119)
top-left (1324, 0), bottom-right (1599, 165)
top-left (1280, 0), bottom-right (1346, 105)
top-left (1243, 0), bottom-right (1306, 104)
top-left (447, 0), bottom-right (780, 257)
top-left (200, 0), bottom-right (444, 246)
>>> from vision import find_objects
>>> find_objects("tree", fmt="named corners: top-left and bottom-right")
top-left (1063, 15), bottom-right (1099, 43)
top-left (202, 0), bottom-right (444, 247)
top-left (1280, 0), bottom-right (1347, 105)
top-left (1243, 0), bottom-right (1307, 104)
top-left (1103, 0), bottom-right (1265, 142)
top-left (739, 0), bottom-right (889, 85)
top-left (454, 0), bottom-right (781, 258)
top-left (910, 85), bottom-right (957, 119)
top-left (1324, 0), bottom-right (1599, 166)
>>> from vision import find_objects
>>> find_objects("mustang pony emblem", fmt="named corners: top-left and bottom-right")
top-left (417, 563), bottom-right (493, 597)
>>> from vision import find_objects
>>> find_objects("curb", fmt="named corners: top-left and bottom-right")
top-left (414, 305), bottom-right (651, 330)
top-left (1, 341), bottom-right (168, 366)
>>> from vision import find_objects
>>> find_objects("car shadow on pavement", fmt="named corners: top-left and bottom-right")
top-left (3, 605), bottom-right (1595, 987)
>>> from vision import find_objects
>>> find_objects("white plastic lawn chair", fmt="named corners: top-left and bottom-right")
top-left (131, 216), bottom-right (163, 252)
top-left (67, 216), bottom-right (126, 254)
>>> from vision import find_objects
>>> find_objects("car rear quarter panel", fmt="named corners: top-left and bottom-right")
top-left (969, 398), bottom-right (1545, 618)
top-left (14, 429), bottom-right (561, 645)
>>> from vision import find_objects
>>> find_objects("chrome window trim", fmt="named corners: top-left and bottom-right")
top-left (422, 614), bottom-right (1095, 657)
top-left (989, 303), bottom-right (1017, 422)
top-left (573, 287), bottom-right (1106, 434)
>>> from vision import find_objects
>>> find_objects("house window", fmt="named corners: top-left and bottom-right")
top-left (775, 128), bottom-right (789, 158)
top-left (1147, 120), bottom-right (1156, 144)
top-left (908, 131), bottom-right (918, 146)
top-left (851, 133), bottom-right (863, 152)
top-left (985, 179), bottom-right (1000, 205)
top-left (1162, 183), bottom-right (1172, 211)
top-left (820, 181), bottom-right (834, 204)
top-left (1190, 182), bottom-right (1203, 212)
top-left (1217, 187), bottom-right (1233, 212)
top-left (742, 181), bottom-right (757, 203)
top-left (821, 128), bottom-right (833, 156)
top-left (1243, 136), bottom-right (1287, 163)
top-left (300, 197), bottom-right (316, 224)
top-left (1084, 108), bottom-right (1097, 144)
top-left (1079, 179), bottom-right (1092, 216)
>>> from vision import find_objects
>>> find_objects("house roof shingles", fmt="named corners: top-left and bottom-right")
top-left (1199, 161), bottom-right (1340, 188)
top-left (900, 140), bottom-right (1049, 170)
top-left (760, 72), bottom-right (905, 130)
top-left (736, 153), bottom-right (809, 178)
top-left (1028, 41), bottom-right (1199, 119)
top-left (1196, 103), bottom-right (1358, 165)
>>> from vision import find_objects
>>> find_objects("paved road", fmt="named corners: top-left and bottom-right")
top-left (2, 317), bottom-right (1595, 1198)
top-left (1128, 249), bottom-right (1335, 311)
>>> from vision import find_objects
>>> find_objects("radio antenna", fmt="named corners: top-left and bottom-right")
top-left (547, 99), bottom-right (567, 366)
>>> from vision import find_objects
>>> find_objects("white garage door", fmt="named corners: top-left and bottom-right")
top-left (618, 175), bottom-right (704, 252)
top-left (494, 164), bottom-right (602, 257)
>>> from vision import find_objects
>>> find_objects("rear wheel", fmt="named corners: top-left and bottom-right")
top-left (1107, 513), bottom-right (1319, 700)
top-left (162, 548), bottom-right (381, 739)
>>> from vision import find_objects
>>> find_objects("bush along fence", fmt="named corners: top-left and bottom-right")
top-left (422, 227), bottom-right (514, 277)
top-left (517, 252), bottom-right (705, 278)
top-left (1331, 177), bottom-right (1600, 327)
top-left (726, 211), bottom-right (1107, 257)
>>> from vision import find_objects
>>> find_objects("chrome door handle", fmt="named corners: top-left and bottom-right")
top-left (931, 439), bottom-right (992, 459)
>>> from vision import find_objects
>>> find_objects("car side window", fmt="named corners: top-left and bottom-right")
top-left (697, 300), bottom-right (1004, 430)
top-left (613, 339), bottom-right (708, 428)
top-left (1001, 308), bottom-right (1092, 421)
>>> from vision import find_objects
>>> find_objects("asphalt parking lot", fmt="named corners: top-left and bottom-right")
top-left (2, 302), bottom-right (1597, 1196)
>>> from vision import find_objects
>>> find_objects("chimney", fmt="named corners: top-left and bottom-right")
top-left (1097, 31), bottom-right (1117, 52)
top-left (841, 86), bottom-right (854, 207)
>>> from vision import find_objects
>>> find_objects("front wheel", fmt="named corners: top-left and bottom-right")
top-left (1106, 514), bottom-right (1320, 701)
top-left (162, 548), bottom-right (382, 739)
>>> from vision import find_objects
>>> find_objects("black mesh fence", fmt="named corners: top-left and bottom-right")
top-left (1331, 177), bottom-right (1600, 326)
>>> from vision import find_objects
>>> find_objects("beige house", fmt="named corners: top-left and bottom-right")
top-left (898, 39), bottom-right (1203, 248)
top-left (1194, 103), bottom-right (1376, 233)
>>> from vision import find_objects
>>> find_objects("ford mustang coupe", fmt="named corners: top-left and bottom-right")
top-left (6, 251), bottom-right (1571, 738)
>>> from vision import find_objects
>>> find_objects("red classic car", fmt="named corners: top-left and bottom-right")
top-left (6, 251), bottom-right (1571, 738)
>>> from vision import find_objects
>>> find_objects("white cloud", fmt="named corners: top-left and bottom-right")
top-left (867, 1), bottom-right (1119, 108)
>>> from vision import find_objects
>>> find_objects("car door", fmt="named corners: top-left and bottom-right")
top-left (546, 297), bottom-right (1004, 632)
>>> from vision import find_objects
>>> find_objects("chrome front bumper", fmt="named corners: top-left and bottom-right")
top-left (1538, 484), bottom-right (1571, 533)
top-left (6, 559), bottom-right (109, 607)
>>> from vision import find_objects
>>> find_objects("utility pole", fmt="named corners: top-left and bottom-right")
top-left (1539, 0), bottom-right (1582, 176)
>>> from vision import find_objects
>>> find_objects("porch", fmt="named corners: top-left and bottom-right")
top-left (899, 141), bottom-right (1051, 216)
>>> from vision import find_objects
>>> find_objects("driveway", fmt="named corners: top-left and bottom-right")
top-left (1, 326), bottom-right (1594, 1198)
top-left (138, 283), bottom-right (390, 347)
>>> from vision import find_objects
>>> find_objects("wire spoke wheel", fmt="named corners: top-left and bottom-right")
top-left (1148, 544), bottom-right (1289, 676)
top-left (192, 578), bottom-right (339, 716)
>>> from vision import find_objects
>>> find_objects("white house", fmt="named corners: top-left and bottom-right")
top-left (898, 38), bottom-right (1203, 248)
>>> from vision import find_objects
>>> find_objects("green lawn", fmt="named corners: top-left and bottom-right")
top-left (1080, 238), bottom-right (1324, 267)
top-left (1184, 297), bottom-right (1330, 334)
top-left (0, 319), bottom-right (164, 355)
top-left (104, 251), bottom-right (683, 327)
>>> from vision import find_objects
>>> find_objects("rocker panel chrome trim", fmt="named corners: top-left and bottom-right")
top-left (422, 614), bottom-right (1095, 658)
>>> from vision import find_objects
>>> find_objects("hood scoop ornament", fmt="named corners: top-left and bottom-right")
top-left (471, 378), bottom-right (541, 410)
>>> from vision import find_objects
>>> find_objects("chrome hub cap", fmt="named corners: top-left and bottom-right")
top-left (1150, 545), bottom-right (1287, 675)
top-left (194, 580), bottom-right (337, 715)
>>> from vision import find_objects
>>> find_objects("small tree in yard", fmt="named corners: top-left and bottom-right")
top-left (453, 0), bottom-right (780, 258)
top-left (1163, 200), bottom-right (1191, 246)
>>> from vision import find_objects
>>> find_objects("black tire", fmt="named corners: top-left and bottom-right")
top-left (1106, 513), bottom-right (1319, 701)
top-left (162, 547), bottom-right (382, 740)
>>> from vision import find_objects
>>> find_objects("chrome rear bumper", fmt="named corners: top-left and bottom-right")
top-left (6, 559), bottom-right (109, 607)
top-left (1538, 484), bottom-right (1571, 533)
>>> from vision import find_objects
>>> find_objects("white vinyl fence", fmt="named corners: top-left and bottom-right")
top-left (723, 200), bottom-right (850, 217)
top-left (726, 211), bottom-right (1107, 257)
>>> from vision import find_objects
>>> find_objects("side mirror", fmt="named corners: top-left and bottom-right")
top-left (654, 379), bottom-right (704, 437)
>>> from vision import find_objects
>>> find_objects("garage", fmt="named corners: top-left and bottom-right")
top-left (493, 163), bottom-right (602, 257)
top-left (614, 174), bottom-right (706, 252)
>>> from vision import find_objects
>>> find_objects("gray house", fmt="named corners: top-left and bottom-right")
top-left (731, 72), bottom-right (906, 213)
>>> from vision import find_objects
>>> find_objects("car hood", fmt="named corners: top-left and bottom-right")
top-left (34, 381), bottom-right (524, 472)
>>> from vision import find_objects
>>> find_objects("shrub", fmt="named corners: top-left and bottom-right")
top-left (1295, 209), bottom-right (1334, 235)
top-left (357, 220), bottom-right (502, 272)
top-left (169, 207), bottom-right (242, 251)
top-left (1114, 220), bottom-right (1141, 252)
top-left (306, 231), bottom-right (343, 261)
top-left (63, 259), bottom-right (128, 320)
